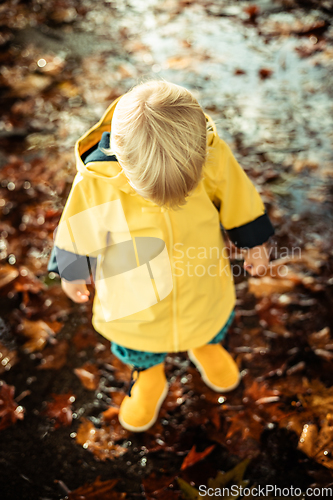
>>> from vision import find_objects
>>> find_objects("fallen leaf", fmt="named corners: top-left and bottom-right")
top-left (181, 444), bottom-right (215, 471)
top-left (101, 406), bottom-right (119, 423)
top-left (74, 362), bottom-right (100, 390)
top-left (0, 342), bottom-right (18, 374)
top-left (67, 477), bottom-right (125, 499)
top-left (312, 417), bottom-right (333, 470)
top-left (308, 327), bottom-right (333, 351)
top-left (225, 408), bottom-right (263, 442)
top-left (244, 380), bottom-right (280, 405)
top-left (13, 267), bottom-right (46, 294)
top-left (43, 393), bottom-right (75, 429)
top-left (18, 318), bottom-right (56, 352)
top-left (244, 4), bottom-right (260, 22)
top-left (0, 381), bottom-right (24, 431)
top-left (0, 265), bottom-right (19, 289)
top-left (234, 68), bottom-right (246, 75)
top-left (298, 379), bottom-right (333, 418)
top-left (109, 391), bottom-right (126, 407)
top-left (142, 472), bottom-right (179, 500)
top-left (259, 68), bottom-right (273, 79)
top-left (248, 276), bottom-right (295, 297)
top-left (76, 418), bottom-right (128, 461)
top-left (298, 422), bottom-right (318, 457)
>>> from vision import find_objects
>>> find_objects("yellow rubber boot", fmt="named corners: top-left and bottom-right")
top-left (188, 344), bottom-right (241, 392)
top-left (118, 363), bottom-right (168, 432)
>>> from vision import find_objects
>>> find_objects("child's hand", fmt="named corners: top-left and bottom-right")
top-left (243, 243), bottom-right (270, 277)
top-left (61, 278), bottom-right (90, 303)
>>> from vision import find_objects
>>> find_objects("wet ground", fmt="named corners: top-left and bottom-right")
top-left (1, 0), bottom-right (333, 498)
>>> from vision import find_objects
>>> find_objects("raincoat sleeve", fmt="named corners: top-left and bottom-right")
top-left (47, 173), bottom-right (105, 283)
top-left (211, 138), bottom-right (274, 249)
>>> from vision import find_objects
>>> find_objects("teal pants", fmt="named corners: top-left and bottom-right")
top-left (111, 309), bottom-right (235, 370)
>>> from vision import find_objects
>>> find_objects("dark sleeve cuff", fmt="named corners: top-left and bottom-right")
top-left (225, 211), bottom-right (275, 249)
top-left (47, 246), bottom-right (97, 282)
top-left (47, 246), bottom-right (60, 275)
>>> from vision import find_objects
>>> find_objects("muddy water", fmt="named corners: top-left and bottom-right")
top-left (138, 2), bottom-right (333, 218)
top-left (21, 0), bottom-right (332, 226)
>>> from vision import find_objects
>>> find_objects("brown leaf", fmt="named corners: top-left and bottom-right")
top-left (295, 416), bottom-right (333, 470)
top-left (255, 296), bottom-right (288, 333)
top-left (142, 472), bottom-right (179, 500)
top-left (269, 250), bottom-right (326, 275)
top-left (101, 406), bottom-right (119, 423)
top-left (0, 381), bottom-right (24, 431)
top-left (0, 265), bottom-right (19, 290)
top-left (308, 327), bottom-right (333, 351)
top-left (298, 379), bottom-right (333, 418)
top-left (244, 380), bottom-right (280, 405)
top-left (249, 276), bottom-right (295, 297)
top-left (109, 391), bottom-right (126, 407)
top-left (312, 418), bottom-right (333, 470)
top-left (225, 409), bottom-right (263, 441)
top-left (244, 4), bottom-right (260, 21)
top-left (278, 412), bottom-right (308, 437)
top-left (67, 477), bottom-right (125, 500)
top-left (76, 419), bottom-right (128, 461)
top-left (298, 423), bottom-right (318, 457)
top-left (43, 393), bottom-right (75, 429)
top-left (18, 318), bottom-right (56, 352)
top-left (13, 267), bottom-right (46, 294)
top-left (101, 407), bottom-right (130, 443)
top-left (74, 362), bottom-right (100, 390)
top-left (234, 68), bottom-right (246, 75)
top-left (259, 68), bottom-right (273, 79)
top-left (0, 342), bottom-right (18, 374)
top-left (181, 444), bottom-right (215, 471)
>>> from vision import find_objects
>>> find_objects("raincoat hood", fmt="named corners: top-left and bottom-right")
top-left (75, 96), bottom-right (136, 195)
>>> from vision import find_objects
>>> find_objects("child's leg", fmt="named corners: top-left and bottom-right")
top-left (188, 309), bottom-right (241, 392)
top-left (111, 342), bottom-right (166, 371)
top-left (111, 343), bottom-right (169, 432)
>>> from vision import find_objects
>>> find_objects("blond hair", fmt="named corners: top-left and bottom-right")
top-left (108, 80), bottom-right (207, 209)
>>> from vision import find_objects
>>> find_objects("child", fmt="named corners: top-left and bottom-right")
top-left (48, 80), bottom-right (274, 432)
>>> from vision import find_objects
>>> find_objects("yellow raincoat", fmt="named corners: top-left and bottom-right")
top-left (48, 97), bottom-right (274, 352)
